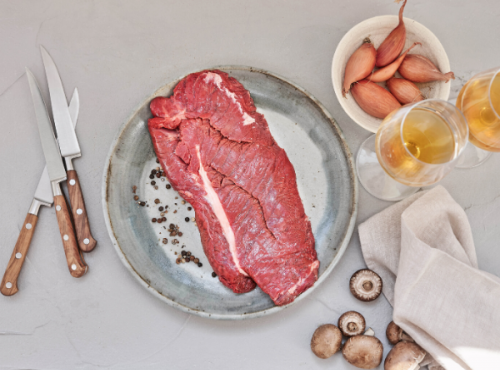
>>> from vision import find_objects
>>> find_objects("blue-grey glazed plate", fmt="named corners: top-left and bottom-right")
top-left (102, 66), bottom-right (357, 320)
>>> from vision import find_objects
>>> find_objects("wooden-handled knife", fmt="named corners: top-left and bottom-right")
top-left (0, 90), bottom-right (80, 296)
top-left (41, 46), bottom-right (96, 252)
top-left (26, 68), bottom-right (87, 277)
top-left (0, 192), bottom-right (49, 296)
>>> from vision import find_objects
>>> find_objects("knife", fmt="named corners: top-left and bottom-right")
top-left (40, 46), bottom-right (96, 253)
top-left (1, 89), bottom-right (80, 296)
top-left (25, 68), bottom-right (87, 278)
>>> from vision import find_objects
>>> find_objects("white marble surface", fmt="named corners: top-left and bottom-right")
top-left (1, 1), bottom-right (499, 369)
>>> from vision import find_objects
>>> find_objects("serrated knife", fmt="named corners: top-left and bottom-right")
top-left (26, 69), bottom-right (87, 278)
top-left (1, 89), bottom-right (81, 296)
top-left (40, 46), bottom-right (96, 253)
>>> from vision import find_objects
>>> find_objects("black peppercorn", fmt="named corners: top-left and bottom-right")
top-left (159, 206), bottom-right (164, 211)
top-left (212, 272), bottom-right (217, 278)
top-left (151, 180), bottom-right (156, 185)
top-left (198, 263), bottom-right (203, 267)
top-left (185, 217), bottom-right (190, 222)
top-left (152, 218), bottom-right (157, 222)
top-left (149, 174), bottom-right (154, 179)
top-left (166, 184), bottom-right (171, 189)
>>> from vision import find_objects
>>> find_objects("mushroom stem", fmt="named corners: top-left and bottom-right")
top-left (364, 328), bottom-right (375, 336)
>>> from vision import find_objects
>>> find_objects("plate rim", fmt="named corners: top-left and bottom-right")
top-left (101, 65), bottom-right (358, 320)
top-left (332, 15), bottom-right (452, 133)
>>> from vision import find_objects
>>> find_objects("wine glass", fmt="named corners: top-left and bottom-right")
top-left (455, 67), bottom-right (500, 168)
top-left (357, 99), bottom-right (469, 201)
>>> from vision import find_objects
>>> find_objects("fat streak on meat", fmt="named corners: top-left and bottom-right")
top-left (148, 70), bottom-right (319, 306)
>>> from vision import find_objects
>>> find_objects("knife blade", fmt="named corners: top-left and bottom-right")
top-left (25, 68), bottom-right (87, 278)
top-left (1, 88), bottom-right (80, 296)
top-left (41, 46), bottom-right (96, 252)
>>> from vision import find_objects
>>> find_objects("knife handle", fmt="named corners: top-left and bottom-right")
top-left (67, 170), bottom-right (96, 252)
top-left (0, 213), bottom-right (38, 296)
top-left (54, 194), bottom-right (88, 277)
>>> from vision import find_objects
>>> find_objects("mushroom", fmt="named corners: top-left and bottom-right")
top-left (384, 341), bottom-right (426, 370)
top-left (310, 324), bottom-right (342, 359)
top-left (338, 311), bottom-right (366, 337)
top-left (350, 269), bottom-right (383, 302)
top-left (386, 321), bottom-right (414, 345)
top-left (342, 334), bottom-right (384, 369)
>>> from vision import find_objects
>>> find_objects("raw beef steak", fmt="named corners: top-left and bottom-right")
top-left (148, 70), bottom-right (318, 306)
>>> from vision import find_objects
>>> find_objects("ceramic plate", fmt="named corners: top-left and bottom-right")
top-left (332, 15), bottom-right (452, 133)
top-left (102, 66), bottom-right (357, 319)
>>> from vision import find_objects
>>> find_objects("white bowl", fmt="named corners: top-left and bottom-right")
top-left (332, 15), bottom-right (452, 133)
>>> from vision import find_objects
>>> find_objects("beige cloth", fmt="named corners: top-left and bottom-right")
top-left (358, 186), bottom-right (500, 370)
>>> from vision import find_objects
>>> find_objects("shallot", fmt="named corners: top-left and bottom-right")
top-left (387, 77), bottom-right (424, 104)
top-left (351, 80), bottom-right (401, 119)
top-left (369, 42), bottom-right (420, 83)
top-left (343, 38), bottom-right (376, 97)
top-left (376, 0), bottom-right (408, 67)
top-left (398, 54), bottom-right (455, 83)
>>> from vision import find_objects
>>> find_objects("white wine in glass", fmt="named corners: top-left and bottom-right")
top-left (357, 99), bottom-right (468, 201)
top-left (456, 67), bottom-right (500, 162)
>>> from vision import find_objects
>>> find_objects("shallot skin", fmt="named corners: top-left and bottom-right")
top-left (387, 77), bottom-right (424, 104)
top-left (351, 80), bottom-right (401, 119)
top-left (376, 0), bottom-right (408, 67)
top-left (398, 54), bottom-right (455, 83)
top-left (369, 42), bottom-right (420, 83)
top-left (343, 39), bottom-right (376, 97)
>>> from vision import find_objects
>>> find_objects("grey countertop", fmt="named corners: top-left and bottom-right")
top-left (1, 1), bottom-right (499, 369)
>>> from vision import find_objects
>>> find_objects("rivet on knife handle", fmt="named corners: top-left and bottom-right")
top-left (0, 213), bottom-right (39, 296)
top-left (53, 194), bottom-right (88, 277)
top-left (67, 170), bottom-right (96, 252)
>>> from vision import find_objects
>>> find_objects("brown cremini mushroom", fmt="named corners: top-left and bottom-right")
top-left (350, 269), bottom-right (383, 302)
top-left (386, 321), bottom-right (414, 345)
top-left (310, 324), bottom-right (342, 359)
top-left (384, 341), bottom-right (426, 370)
top-left (338, 311), bottom-right (366, 337)
top-left (342, 334), bottom-right (384, 369)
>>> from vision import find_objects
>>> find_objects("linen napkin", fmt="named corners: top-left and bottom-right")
top-left (358, 186), bottom-right (500, 370)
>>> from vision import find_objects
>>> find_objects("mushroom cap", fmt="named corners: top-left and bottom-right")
top-left (384, 341), bottom-right (426, 370)
top-left (386, 321), bottom-right (403, 345)
top-left (350, 269), bottom-right (383, 302)
top-left (310, 324), bottom-right (342, 359)
top-left (338, 311), bottom-right (366, 337)
top-left (342, 335), bottom-right (384, 369)
top-left (386, 321), bottom-right (414, 345)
